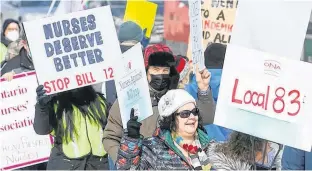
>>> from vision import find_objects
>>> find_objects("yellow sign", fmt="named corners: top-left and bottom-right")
top-left (123, 0), bottom-right (158, 38)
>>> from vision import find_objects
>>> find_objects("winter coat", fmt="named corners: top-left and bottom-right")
top-left (33, 93), bottom-right (109, 170)
top-left (282, 146), bottom-right (312, 170)
top-left (116, 128), bottom-right (251, 170)
top-left (0, 47), bottom-right (34, 76)
top-left (103, 89), bottom-right (216, 162)
top-left (116, 128), bottom-right (212, 170)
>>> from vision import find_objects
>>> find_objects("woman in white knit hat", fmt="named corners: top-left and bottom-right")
top-left (116, 89), bottom-right (212, 170)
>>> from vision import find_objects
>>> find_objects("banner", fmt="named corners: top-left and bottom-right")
top-left (113, 43), bottom-right (153, 128)
top-left (186, 0), bottom-right (238, 60)
top-left (123, 0), bottom-right (158, 38)
top-left (188, 0), bottom-right (205, 71)
top-left (163, 0), bottom-right (190, 43)
top-left (0, 72), bottom-right (52, 170)
top-left (214, 44), bottom-right (312, 151)
top-left (23, 6), bottom-right (121, 95)
top-left (230, 0), bottom-right (312, 60)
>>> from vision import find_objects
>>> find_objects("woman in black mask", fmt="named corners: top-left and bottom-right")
top-left (33, 85), bottom-right (110, 170)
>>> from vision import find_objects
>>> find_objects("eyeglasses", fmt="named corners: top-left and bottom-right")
top-left (175, 107), bottom-right (199, 118)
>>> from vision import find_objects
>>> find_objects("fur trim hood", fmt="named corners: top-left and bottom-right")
top-left (208, 141), bottom-right (252, 170)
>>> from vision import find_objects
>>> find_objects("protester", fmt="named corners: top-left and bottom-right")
top-left (116, 89), bottom-right (257, 170)
top-left (1, 37), bottom-right (34, 80)
top-left (282, 146), bottom-right (312, 170)
top-left (33, 85), bottom-right (110, 170)
top-left (1, 19), bottom-right (20, 47)
top-left (117, 89), bottom-right (214, 170)
top-left (103, 43), bottom-right (215, 163)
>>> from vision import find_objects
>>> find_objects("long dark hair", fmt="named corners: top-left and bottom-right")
top-left (50, 86), bottom-right (108, 143)
top-left (159, 110), bottom-right (206, 134)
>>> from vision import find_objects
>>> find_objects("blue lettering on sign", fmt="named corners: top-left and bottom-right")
top-left (42, 14), bottom-right (105, 72)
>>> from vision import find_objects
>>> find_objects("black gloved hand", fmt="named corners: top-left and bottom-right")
top-left (36, 85), bottom-right (53, 106)
top-left (127, 108), bottom-right (142, 139)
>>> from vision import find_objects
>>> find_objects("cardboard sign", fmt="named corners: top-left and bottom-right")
top-left (187, 0), bottom-right (238, 60)
top-left (114, 43), bottom-right (153, 128)
top-left (188, 0), bottom-right (205, 71)
top-left (214, 44), bottom-right (312, 151)
top-left (230, 0), bottom-right (312, 60)
top-left (0, 72), bottom-right (52, 170)
top-left (123, 0), bottom-right (158, 38)
top-left (23, 6), bottom-right (121, 95)
top-left (163, 0), bottom-right (190, 43)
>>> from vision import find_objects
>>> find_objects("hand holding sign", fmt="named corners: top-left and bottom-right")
top-left (195, 65), bottom-right (211, 91)
top-left (36, 85), bottom-right (54, 106)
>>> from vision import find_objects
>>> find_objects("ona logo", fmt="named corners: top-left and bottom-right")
top-left (264, 60), bottom-right (281, 77)
top-left (124, 61), bottom-right (132, 72)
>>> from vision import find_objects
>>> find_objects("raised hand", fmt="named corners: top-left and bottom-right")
top-left (127, 108), bottom-right (142, 139)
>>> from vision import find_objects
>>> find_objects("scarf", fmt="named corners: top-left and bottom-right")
top-left (172, 132), bottom-right (211, 170)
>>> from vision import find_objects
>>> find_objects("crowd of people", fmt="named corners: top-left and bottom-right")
top-left (1, 16), bottom-right (312, 170)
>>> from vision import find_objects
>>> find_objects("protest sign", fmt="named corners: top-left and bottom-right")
top-left (0, 72), bottom-right (52, 170)
top-left (163, 0), bottom-right (190, 43)
top-left (186, 0), bottom-right (238, 61)
top-left (114, 43), bottom-right (153, 128)
top-left (123, 0), bottom-right (157, 38)
top-left (23, 6), bottom-right (121, 95)
top-left (230, 0), bottom-right (312, 60)
top-left (188, 0), bottom-right (205, 71)
top-left (214, 44), bottom-right (312, 151)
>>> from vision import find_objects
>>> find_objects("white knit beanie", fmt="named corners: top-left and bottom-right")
top-left (158, 89), bottom-right (196, 119)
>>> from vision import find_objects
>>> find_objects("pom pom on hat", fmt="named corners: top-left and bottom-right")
top-left (158, 89), bottom-right (196, 119)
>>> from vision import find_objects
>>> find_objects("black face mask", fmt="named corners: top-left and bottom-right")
top-left (149, 74), bottom-right (170, 91)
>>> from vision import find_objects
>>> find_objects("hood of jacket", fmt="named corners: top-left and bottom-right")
top-left (208, 141), bottom-right (252, 170)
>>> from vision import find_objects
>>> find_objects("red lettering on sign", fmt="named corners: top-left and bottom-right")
top-left (75, 72), bottom-right (96, 86)
top-left (231, 78), bottom-right (302, 117)
top-left (44, 77), bottom-right (70, 94)
top-left (103, 67), bottom-right (114, 79)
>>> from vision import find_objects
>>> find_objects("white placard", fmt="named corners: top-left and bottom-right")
top-left (188, 0), bottom-right (205, 71)
top-left (23, 6), bottom-right (121, 95)
top-left (230, 0), bottom-right (312, 60)
top-left (214, 44), bottom-right (312, 151)
top-left (114, 43), bottom-right (153, 128)
top-left (0, 72), bottom-right (52, 170)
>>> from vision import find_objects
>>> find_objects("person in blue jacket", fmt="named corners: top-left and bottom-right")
top-left (202, 43), bottom-right (232, 142)
top-left (175, 43), bottom-right (232, 142)
top-left (282, 146), bottom-right (312, 170)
